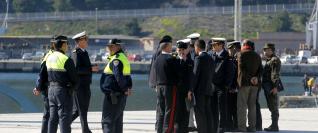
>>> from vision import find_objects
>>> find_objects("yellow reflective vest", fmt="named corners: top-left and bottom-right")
top-left (104, 52), bottom-right (131, 75)
top-left (46, 51), bottom-right (69, 72)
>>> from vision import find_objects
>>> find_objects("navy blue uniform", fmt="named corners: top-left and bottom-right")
top-left (175, 57), bottom-right (193, 133)
top-left (71, 48), bottom-right (93, 133)
top-left (227, 54), bottom-right (239, 131)
top-left (100, 50), bottom-right (132, 133)
top-left (47, 50), bottom-right (78, 133)
top-left (35, 50), bottom-right (53, 133)
top-left (211, 50), bottom-right (235, 132)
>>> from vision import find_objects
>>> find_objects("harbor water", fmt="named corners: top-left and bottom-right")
top-left (0, 73), bottom-right (307, 113)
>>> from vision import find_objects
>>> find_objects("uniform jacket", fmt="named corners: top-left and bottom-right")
top-left (191, 52), bottom-right (215, 96)
top-left (71, 47), bottom-right (92, 84)
top-left (262, 55), bottom-right (281, 90)
top-left (100, 50), bottom-right (132, 93)
top-left (211, 49), bottom-right (234, 89)
top-left (176, 56), bottom-right (194, 93)
top-left (154, 53), bottom-right (178, 86)
top-left (47, 50), bottom-right (78, 89)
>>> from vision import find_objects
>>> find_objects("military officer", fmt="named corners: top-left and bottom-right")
top-left (71, 31), bottom-right (98, 133)
top-left (211, 38), bottom-right (234, 133)
top-left (262, 43), bottom-right (283, 132)
top-left (226, 41), bottom-right (241, 131)
top-left (154, 35), bottom-right (178, 133)
top-left (100, 39), bottom-right (132, 133)
top-left (175, 39), bottom-right (193, 133)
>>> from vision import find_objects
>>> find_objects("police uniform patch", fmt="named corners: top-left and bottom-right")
top-left (113, 60), bottom-right (119, 66)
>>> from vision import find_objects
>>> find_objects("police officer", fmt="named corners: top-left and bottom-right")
top-left (46, 35), bottom-right (78, 133)
top-left (262, 43), bottom-right (282, 132)
top-left (226, 41), bottom-right (240, 131)
top-left (186, 33), bottom-right (200, 132)
top-left (100, 39), bottom-right (132, 133)
top-left (175, 39), bottom-right (193, 133)
top-left (154, 35), bottom-right (178, 133)
top-left (71, 31), bottom-right (98, 133)
top-left (33, 35), bottom-right (56, 133)
top-left (211, 38), bottom-right (234, 133)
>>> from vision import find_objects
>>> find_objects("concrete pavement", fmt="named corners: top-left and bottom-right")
top-left (0, 108), bottom-right (317, 133)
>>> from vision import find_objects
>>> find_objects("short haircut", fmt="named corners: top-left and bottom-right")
top-left (195, 39), bottom-right (206, 50)
top-left (159, 42), bottom-right (171, 51)
top-left (54, 35), bottom-right (68, 50)
top-left (242, 39), bottom-right (255, 50)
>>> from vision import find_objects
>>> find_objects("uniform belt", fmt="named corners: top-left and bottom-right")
top-left (104, 91), bottom-right (124, 96)
top-left (50, 82), bottom-right (63, 86)
top-left (49, 82), bottom-right (71, 88)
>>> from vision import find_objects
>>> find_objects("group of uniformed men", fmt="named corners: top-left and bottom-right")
top-left (33, 31), bottom-right (132, 133)
top-left (149, 33), bottom-right (284, 133)
top-left (31, 30), bottom-right (283, 133)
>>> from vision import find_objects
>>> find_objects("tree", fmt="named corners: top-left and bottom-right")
top-left (125, 19), bottom-right (142, 36)
top-left (272, 11), bottom-right (292, 32)
top-left (52, 0), bottom-right (73, 12)
top-left (12, 0), bottom-right (51, 13)
top-left (70, 0), bottom-right (87, 11)
top-left (86, 0), bottom-right (106, 10)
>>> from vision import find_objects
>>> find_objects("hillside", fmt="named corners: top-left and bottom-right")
top-left (3, 12), bottom-right (308, 39)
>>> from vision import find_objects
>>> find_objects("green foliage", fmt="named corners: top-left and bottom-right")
top-left (4, 13), bottom-right (308, 40)
top-left (271, 11), bottom-right (293, 32)
top-left (52, 0), bottom-right (73, 12)
top-left (12, 0), bottom-right (51, 13)
top-left (8, 0), bottom-right (315, 13)
top-left (125, 19), bottom-right (142, 36)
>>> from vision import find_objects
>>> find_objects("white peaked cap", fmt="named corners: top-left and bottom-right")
top-left (187, 33), bottom-right (200, 39)
top-left (211, 37), bottom-right (226, 41)
top-left (182, 38), bottom-right (191, 43)
top-left (72, 31), bottom-right (87, 40)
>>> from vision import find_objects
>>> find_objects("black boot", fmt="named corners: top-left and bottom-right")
top-left (264, 124), bottom-right (279, 132)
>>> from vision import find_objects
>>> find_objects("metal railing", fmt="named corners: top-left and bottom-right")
top-left (0, 3), bottom-right (314, 22)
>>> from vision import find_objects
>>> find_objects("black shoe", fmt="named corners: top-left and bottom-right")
top-left (231, 129), bottom-right (246, 132)
top-left (246, 127), bottom-right (256, 132)
top-left (188, 127), bottom-right (197, 132)
top-left (256, 127), bottom-right (263, 131)
top-left (264, 125), bottom-right (279, 132)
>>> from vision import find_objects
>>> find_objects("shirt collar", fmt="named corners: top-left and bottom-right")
top-left (199, 51), bottom-right (205, 55)
top-left (80, 48), bottom-right (86, 52)
top-left (161, 51), bottom-right (171, 55)
top-left (216, 49), bottom-right (224, 56)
